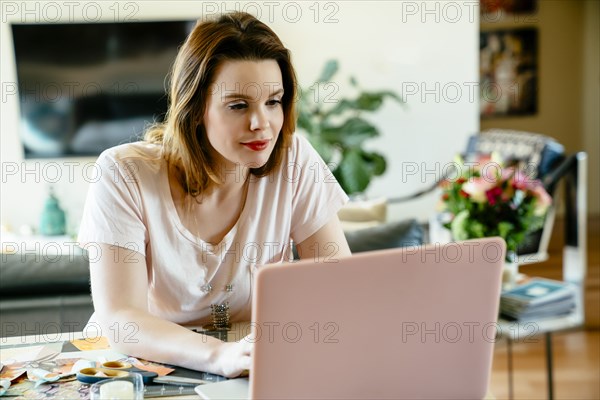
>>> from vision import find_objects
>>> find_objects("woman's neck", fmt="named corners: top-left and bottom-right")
top-left (208, 162), bottom-right (250, 202)
top-left (170, 163), bottom-right (250, 204)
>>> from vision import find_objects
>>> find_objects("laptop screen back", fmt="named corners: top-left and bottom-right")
top-left (249, 238), bottom-right (505, 399)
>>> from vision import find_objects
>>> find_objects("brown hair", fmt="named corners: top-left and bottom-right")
top-left (145, 12), bottom-right (297, 196)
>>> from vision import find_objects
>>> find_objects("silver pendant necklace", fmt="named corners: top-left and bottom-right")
top-left (201, 281), bottom-right (235, 330)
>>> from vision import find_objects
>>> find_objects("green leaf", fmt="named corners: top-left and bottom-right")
top-left (355, 92), bottom-right (385, 111)
top-left (379, 90), bottom-right (405, 105)
top-left (498, 221), bottom-right (514, 239)
top-left (334, 149), bottom-right (371, 194)
top-left (323, 91), bottom-right (406, 119)
top-left (362, 151), bottom-right (387, 176)
top-left (451, 210), bottom-right (470, 241)
top-left (470, 220), bottom-right (486, 238)
top-left (357, 91), bottom-right (406, 111)
top-left (322, 99), bottom-right (355, 119)
top-left (317, 60), bottom-right (339, 83)
top-left (321, 117), bottom-right (378, 147)
top-left (529, 215), bottom-right (545, 231)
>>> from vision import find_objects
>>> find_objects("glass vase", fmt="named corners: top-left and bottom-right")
top-left (502, 252), bottom-right (519, 290)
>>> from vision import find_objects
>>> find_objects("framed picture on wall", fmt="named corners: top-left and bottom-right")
top-left (480, 0), bottom-right (537, 15)
top-left (480, 28), bottom-right (538, 118)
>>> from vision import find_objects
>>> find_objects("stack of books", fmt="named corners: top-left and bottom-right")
top-left (500, 278), bottom-right (577, 321)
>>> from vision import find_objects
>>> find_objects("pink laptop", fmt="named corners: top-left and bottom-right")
top-left (196, 237), bottom-right (505, 399)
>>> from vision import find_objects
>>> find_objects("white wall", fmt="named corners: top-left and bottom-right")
top-left (0, 0), bottom-right (479, 232)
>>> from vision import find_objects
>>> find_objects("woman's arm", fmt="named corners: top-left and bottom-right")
top-left (295, 214), bottom-right (351, 261)
top-left (89, 243), bottom-right (251, 378)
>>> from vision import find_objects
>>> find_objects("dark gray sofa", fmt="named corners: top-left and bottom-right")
top-left (0, 219), bottom-right (424, 338)
top-left (0, 253), bottom-right (93, 338)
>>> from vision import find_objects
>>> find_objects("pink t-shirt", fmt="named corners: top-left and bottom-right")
top-left (78, 134), bottom-right (348, 326)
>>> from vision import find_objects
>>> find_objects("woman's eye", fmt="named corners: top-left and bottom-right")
top-left (267, 99), bottom-right (282, 107)
top-left (228, 102), bottom-right (247, 110)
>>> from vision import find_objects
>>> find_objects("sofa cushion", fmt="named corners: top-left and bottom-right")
top-left (0, 253), bottom-right (90, 298)
top-left (344, 219), bottom-right (424, 253)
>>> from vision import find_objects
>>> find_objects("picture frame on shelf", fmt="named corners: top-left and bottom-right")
top-left (480, 28), bottom-right (538, 118)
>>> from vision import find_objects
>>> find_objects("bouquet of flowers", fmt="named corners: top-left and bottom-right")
top-left (439, 153), bottom-right (553, 258)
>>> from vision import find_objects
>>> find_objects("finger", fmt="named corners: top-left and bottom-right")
top-left (240, 337), bottom-right (254, 355)
top-left (243, 331), bottom-right (258, 343)
top-left (239, 355), bottom-right (251, 371)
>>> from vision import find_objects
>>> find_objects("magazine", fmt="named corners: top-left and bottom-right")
top-left (500, 278), bottom-right (576, 321)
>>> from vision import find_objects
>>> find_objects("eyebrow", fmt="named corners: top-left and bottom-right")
top-left (222, 88), bottom-right (285, 100)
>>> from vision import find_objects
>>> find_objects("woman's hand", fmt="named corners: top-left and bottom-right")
top-left (212, 335), bottom-right (253, 378)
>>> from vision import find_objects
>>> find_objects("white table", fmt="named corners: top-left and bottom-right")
top-left (496, 285), bottom-right (585, 400)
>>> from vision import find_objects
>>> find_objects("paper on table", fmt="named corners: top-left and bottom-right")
top-left (58, 350), bottom-right (128, 363)
top-left (0, 342), bottom-right (61, 372)
top-left (0, 346), bottom-right (45, 364)
top-left (70, 337), bottom-right (110, 351)
top-left (2, 342), bottom-right (61, 361)
top-left (129, 358), bottom-right (174, 376)
top-left (0, 378), bottom-right (10, 396)
top-left (27, 368), bottom-right (63, 387)
top-left (0, 364), bottom-right (26, 382)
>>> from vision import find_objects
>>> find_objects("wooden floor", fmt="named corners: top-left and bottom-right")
top-left (488, 216), bottom-right (600, 399)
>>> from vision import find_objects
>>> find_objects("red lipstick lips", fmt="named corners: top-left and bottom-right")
top-left (242, 140), bottom-right (270, 151)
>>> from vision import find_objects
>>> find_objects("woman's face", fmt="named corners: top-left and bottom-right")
top-left (203, 59), bottom-right (285, 172)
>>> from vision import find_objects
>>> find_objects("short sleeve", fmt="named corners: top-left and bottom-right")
top-left (77, 149), bottom-right (148, 257)
top-left (289, 135), bottom-right (349, 243)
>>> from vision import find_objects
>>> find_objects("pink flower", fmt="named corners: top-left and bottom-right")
top-left (531, 185), bottom-right (552, 216)
top-left (501, 167), bottom-right (516, 182)
top-left (511, 170), bottom-right (536, 191)
top-left (462, 177), bottom-right (496, 203)
top-left (477, 154), bottom-right (493, 163)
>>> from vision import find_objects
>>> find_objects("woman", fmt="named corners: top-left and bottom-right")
top-left (78, 12), bottom-right (351, 378)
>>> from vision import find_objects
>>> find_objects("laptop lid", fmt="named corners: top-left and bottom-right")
top-left (248, 237), bottom-right (505, 399)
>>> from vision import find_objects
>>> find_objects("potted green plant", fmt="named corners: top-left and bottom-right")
top-left (296, 60), bottom-right (404, 195)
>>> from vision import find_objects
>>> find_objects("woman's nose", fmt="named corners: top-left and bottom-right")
top-left (250, 108), bottom-right (270, 131)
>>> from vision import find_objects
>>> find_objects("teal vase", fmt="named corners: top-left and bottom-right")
top-left (39, 189), bottom-right (66, 236)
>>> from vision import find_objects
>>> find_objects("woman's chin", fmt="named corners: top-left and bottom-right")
top-left (240, 153), bottom-right (272, 169)
top-left (244, 158), bottom-right (269, 169)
